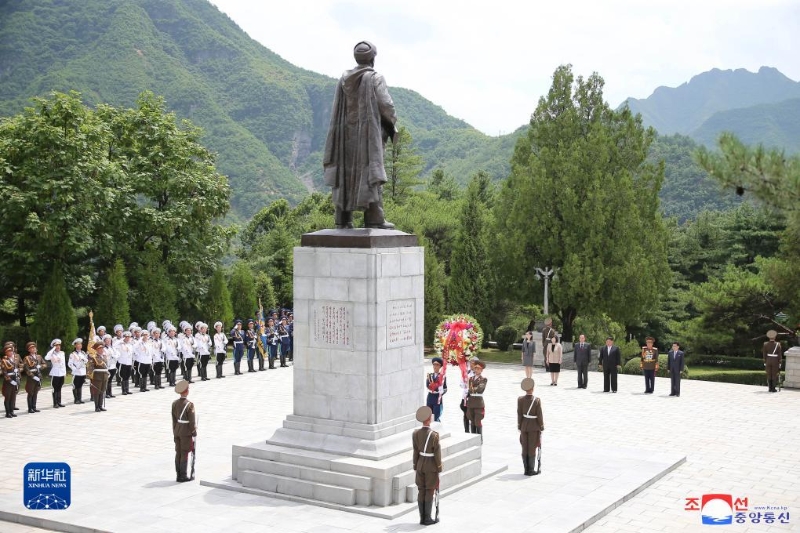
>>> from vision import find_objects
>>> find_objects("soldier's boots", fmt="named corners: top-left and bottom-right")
top-left (53, 391), bottom-right (59, 408)
top-left (258, 358), bottom-right (265, 371)
top-left (216, 364), bottom-right (224, 378)
top-left (523, 455), bottom-right (531, 476)
top-left (418, 500), bottom-right (425, 525)
top-left (422, 500), bottom-right (438, 526)
top-left (234, 361), bottom-right (241, 375)
top-left (56, 390), bottom-right (65, 407)
top-left (177, 461), bottom-right (191, 483)
top-left (247, 360), bottom-right (256, 373)
top-left (268, 358), bottom-right (275, 369)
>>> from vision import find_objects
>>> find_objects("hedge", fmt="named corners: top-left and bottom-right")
top-left (686, 355), bottom-right (781, 371)
top-left (687, 371), bottom-right (776, 387)
top-left (621, 354), bottom-right (689, 379)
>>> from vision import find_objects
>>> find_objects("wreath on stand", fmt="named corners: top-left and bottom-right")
top-left (432, 314), bottom-right (483, 392)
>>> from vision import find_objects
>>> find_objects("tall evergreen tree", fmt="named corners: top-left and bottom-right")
top-left (254, 272), bottom-right (277, 314)
top-left (129, 248), bottom-right (179, 323)
top-left (448, 174), bottom-right (494, 334)
top-left (228, 261), bottom-right (257, 321)
top-left (384, 126), bottom-right (425, 203)
top-left (95, 259), bottom-right (131, 328)
top-left (421, 234), bottom-right (446, 345)
top-left (494, 65), bottom-right (670, 340)
top-left (203, 268), bottom-right (234, 327)
top-left (31, 264), bottom-right (77, 348)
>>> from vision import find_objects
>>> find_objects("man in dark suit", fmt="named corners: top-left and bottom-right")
top-left (667, 342), bottom-right (685, 397)
top-left (574, 334), bottom-right (591, 389)
top-left (598, 337), bottom-right (621, 393)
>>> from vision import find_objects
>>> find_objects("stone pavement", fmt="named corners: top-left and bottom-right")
top-left (0, 360), bottom-right (797, 532)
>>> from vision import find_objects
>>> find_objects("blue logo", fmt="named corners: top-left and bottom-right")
top-left (23, 462), bottom-right (70, 510)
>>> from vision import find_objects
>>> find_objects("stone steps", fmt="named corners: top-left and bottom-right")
top-left (403, 459), bottom-right (483, 503)
top-left (238, 469), bottom-right (358, 506)
top-left (238, 456), bottom-right (372, 491)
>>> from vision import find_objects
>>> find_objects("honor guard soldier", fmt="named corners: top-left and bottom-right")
top-left (763, 330), bottom-right (783, 393)
top-left (116, 331), bottom-right (134, 395)
top-left (230, 320), bottom-right (244, 375)
top-left (194, 323), bottom-right (211, 381)
top-left (172, 380), bottom-right (197, 482)
top-left (103, 335), bottom-right (118, 398)
top-left (45, 339), bottom-right (66, 407)
top-left (244, 320), bottom-right (257, 373)
top-left (22, 341), bottom-right (44, 413)
top-left (87, 342), bottom-right (109, 412)
top-left (265, 318), bottom-right (279, 369)
top-left (466, 359), bottom-right (487, 441)
top-left (163, 326), bottom-right (180, 386)
top-left (179, 324), bottom-right (195, 382)
top-left (425, 358), bottom-right (447, 422)
top-left (2, 342), bottom-right (20, 417)
top-left (68, 338), bottom-right (88, 404)
top-left (136, 330), bottom-right (153, 392)
top-left (413, 406), bottom-right (442, 526)
top-left (212, 322), bottom-right (227, 379)
top-left (517, 378), bottom-right (544, 476)
top-left (151, 328), bottom-right (165, 389)
top-left (278, 318), bottom-right (291, 367)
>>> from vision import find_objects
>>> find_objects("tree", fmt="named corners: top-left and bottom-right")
top-left (448, 174), bottom-right (495, 334)
top-left (228, 261), bottom-right (257, 321)
top-left (254, 272), bottom-right (277, 314)
top-left (203, 268), bottom-right (234, 327)
top-left (420, 234), bottom-right (446, 345)
top-left (427, 168), bottom-right (460, 201)
top-left (129, 248), bottom-right (178, 323)
top-left (30, 265), bottom-right (77, 349)
top-left (696, 132), bottom-right (800, 211)
top-left (493, 65), bottom-right (670, 340)
top-left (95, 259), bottom-right (131, 328)
top-left (384, 126), bottom-right (424, 203)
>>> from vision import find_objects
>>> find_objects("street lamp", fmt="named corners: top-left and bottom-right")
top-left (534, 267), bottom-right (555, 315)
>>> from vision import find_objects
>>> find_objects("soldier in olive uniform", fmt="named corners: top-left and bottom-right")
top-left (517, 378), bottom-right (544, 476)
top-left (762, 330), bottom-right (783, 393)
top-left (2, 342), bottom-right (20, 418)
top-left (413, 406), bottom-right (442, 526)
top-left (172, 380), bottom-right (197, 482)
top-left (22, 342), bottom-right (44, 413)
top-left (466, 359), bottom-right (487, 441)
top-left (87, 342), bottom-right (109, 412)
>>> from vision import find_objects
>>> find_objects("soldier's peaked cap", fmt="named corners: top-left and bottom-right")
top-left (415, 406), bottom-right (432, 422)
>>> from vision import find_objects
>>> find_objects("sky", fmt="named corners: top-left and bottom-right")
top-left (209, 0), bottom-right (800, 136)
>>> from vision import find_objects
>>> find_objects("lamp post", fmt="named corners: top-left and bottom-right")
top-left (534, 267), bottom-right (555, 315)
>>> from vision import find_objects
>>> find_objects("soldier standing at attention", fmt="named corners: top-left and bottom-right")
top-left (413, 406), bottom-right (442, 526)
top-left (517, 378), bottom-right (544, 476)
top-left (212, 322), bottom-right (227, 379)
top-left (230, 319), bottom-right (244, 375)
top-left (68, 338), bottom-right (87, 404)
top-left (2, 342), bottom-right (20, 418)
top-left (640, 336), bottom-right (659, 394)
top-left (86, 342), bottom-right (109, 412)
top-left (425, 357), bottom-right (447, 422)
top-left (22, 342), bottom-right (44, 413)
top-left (762, 330), bottom-right (783, 393)
top-left (542, 318), bottom-right (557, 371)
top-left (466, 360), bottom-right (487, 442)
top-left (172, 380), bottom-right (197, 482)
top-left (45, 339), bottom-right (66, 408)
top-left (244, 319), bottom-right (257, 373)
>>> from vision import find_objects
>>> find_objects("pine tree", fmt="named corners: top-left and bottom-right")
top-left (31, 264), bottom-right (78, 348)
top-left (95, 259), bottom-right (131, 328)
top-left (254, 271), bottom-right (277, 314)
top-left (203, 268), bottom-right (234, 327)
top-left (421, 235), bottom-right (446, 345)
top-left (448, 174), bottom-right (494, 334)
top-left (129, 249), bottom-right (178, 323)
top-left (228, 261), bottom-right (257, 321)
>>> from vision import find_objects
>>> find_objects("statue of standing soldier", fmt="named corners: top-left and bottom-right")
top-left (323, 41), bottom-right (397, 229)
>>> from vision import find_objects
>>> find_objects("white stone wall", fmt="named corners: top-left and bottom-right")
top-left (293, 246), bottom-right (425, 425)
top-left (784, 346), bottom-right (800, 389)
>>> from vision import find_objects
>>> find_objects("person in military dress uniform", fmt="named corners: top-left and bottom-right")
top-left (425, 357), bottom-right (447, 422)
top-left (2, 342), bottom-right (21, 418)
top-left (22, 342), bottom-right (44, 413)
top-left (68, 338), bottom-right (88, 404)
top-left (244, 320), bottom-right (257, 373)
top-left (466, 359), bottom-right (487, 441)
top-left (640, 336), bottom-right (659, 394)
top-left (413, 406), bottom-right (442, 526)
top-left (762, 330), bottom-right (783, 393)
top-left (86, 342), bottom-right (109, 412)
top-left (45, 339), bottom-right (66, 408)
top-left (517, 378), bottom-right (544, 476)
top-left (172, 380), bottom-right (197, 482)
top-left (230, 320), bottom-right (244, 375)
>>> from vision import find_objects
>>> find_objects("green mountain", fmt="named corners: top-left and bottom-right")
top-left (692, 98), bottom-right (800, 153)
top-left (623, 67), bottom-right (800, 136)
top-left (0, 0), bottom-right (509, 219)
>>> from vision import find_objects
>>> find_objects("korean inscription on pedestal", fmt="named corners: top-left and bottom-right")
top-left (387, 299), bottom-right (415, 349)
top-left (312, 301), bottom-right (353, 350)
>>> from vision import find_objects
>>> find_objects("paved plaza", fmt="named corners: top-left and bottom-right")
top-left (0, 360), bottom-right (798, 533)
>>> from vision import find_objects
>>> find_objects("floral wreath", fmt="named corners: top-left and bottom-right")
top-left (433, 314), bottom-right (483, 385)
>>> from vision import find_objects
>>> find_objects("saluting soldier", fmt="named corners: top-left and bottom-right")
top-left (86, 342), bottom-right (109, 412)
top-left (230, 319), bottom-right (244, 375)
top-left (517, 378), bottom-right (544, 476)
top-left (172, 380), bottom-right (197, 482)
top-left (194, 323), bottom-right (211, 382)
top-left (45, 339), bottom-right (67, 408)
top-left (466, 359), bottom-right (487, 441)
top-left (413, 406), bottom-right (442, 526)
top-left (2, 342), bottom-right (21, 418)
top-left (179, 323), bottom-right (196, 383)
top-left (763, 330), bottom-right (783, 393)
top-left (22, 341), bottom-right (44, 413)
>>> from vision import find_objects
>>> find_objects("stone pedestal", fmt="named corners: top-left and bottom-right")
top-left (783, 346), bottom-right (800, 389)
top-left (231, 229), bottom-right (492, 512)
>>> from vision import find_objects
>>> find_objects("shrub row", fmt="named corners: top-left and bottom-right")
top-left (686, 371), bottom-right (775, 387)
top-left (686, 355), bottom-right (778, 370)
top-left (620, 354), bottom-right (689, 379)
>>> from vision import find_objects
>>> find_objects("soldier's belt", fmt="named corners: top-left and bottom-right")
top-left (523, 415), bottom-right (538, 418)
top-left (92, 369), bottom-right (109, 372)
top-left (470, 393), bottom-right (483, 397)
top-left (419, 452), bottom-right (434, 457)
top-left (766, 354), bottom-right (780, 357)
top-left (178, 420), bottom-right (190, 424)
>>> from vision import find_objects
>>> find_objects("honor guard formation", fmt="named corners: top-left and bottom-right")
top-left (1, 309), bottom-right (294, 418)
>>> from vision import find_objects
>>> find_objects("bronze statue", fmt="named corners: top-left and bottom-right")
top-left (323, 41), bottom-right (397, 229)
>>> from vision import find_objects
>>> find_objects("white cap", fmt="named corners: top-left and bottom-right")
top-left (50, 338), bottom-right (62, 348)
top-left (114, 324), bottom-right (123, 333)
top-left (72, 338), bottom-right (83, 346)
top-left (214, 321), bottom-right (223, 329)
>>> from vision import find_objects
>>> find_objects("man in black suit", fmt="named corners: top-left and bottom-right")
top-left (598, 337), bottom-right (621, 393)
top-left (667, 342), bottom-right (685, 397)
top-left (574, 334), bottom-right (592, 389)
